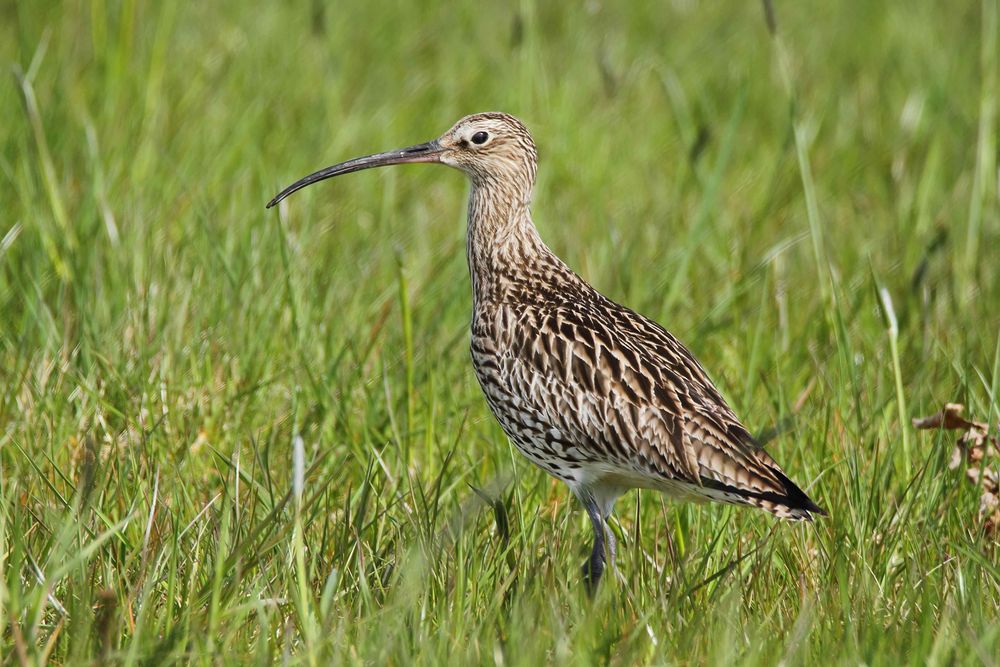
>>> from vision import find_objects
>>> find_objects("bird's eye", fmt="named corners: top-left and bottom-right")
top-left (471, 131), bottom-right (489, 145)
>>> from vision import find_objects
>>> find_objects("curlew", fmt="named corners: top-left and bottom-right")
top-left (267, 112), bottom-right (824, 587)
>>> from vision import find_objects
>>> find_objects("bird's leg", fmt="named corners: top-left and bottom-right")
top-left (604, 516), bottom-right (617, 571)
top-left (581, 495), bottom-right (606, 592)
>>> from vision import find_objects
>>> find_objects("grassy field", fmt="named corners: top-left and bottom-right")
top-left (2, 0), bottom-right (999, 663)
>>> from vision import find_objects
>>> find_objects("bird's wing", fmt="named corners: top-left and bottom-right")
top-left (502, 300), bottom-right (807, 503)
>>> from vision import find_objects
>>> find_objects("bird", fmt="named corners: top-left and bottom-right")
top-left (267, 112), bottom-right (825, 588)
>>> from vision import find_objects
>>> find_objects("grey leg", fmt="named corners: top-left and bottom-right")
top-left (605, 517), bottom-right (617, 570)
top-left (581, 494), bottom-right (606, 592)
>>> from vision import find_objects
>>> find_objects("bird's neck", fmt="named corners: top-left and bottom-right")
top-left (465, 180), bottom-right (555, 303)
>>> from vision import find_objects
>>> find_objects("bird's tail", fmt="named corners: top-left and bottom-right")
top-left (697, 455), bottom-right (826, 521)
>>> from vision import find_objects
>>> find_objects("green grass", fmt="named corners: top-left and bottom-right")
top-left (2, 0), bottom-right (999, 663)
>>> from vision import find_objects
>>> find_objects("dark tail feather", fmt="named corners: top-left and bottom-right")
top-left (771, 468), bottom-right (826, 516)
top-left (700, 467), bottom-right (826, 521)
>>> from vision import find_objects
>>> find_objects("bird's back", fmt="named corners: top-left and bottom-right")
top-left (470, 248), bottom-right (824, 521)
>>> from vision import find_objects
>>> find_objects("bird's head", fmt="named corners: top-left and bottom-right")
top-left (267, 112), bottom-right (537, 209)
top-left (436, 113), bottom-right (537, 184)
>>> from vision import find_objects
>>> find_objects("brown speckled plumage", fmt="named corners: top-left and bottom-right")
top-left (268, 111), bottom-right (825, 587)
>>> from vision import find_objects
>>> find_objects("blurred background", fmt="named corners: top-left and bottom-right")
top-left (1, 0), bottom-right (998, 663)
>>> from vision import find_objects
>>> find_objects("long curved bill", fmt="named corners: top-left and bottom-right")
top-left (266, 139), bottom-right (443, 209)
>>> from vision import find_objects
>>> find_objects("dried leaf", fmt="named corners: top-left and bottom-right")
top-left (984, 511), bottom-right (1000, 537)
top-left (915, 403), bottom-right (999, 538)
top-left (980, 475), bottom-right (1000, 538)
top-left (948, 444), bottom-right (963, 471)
top-left (911, 403), bottom-right (987, 432)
